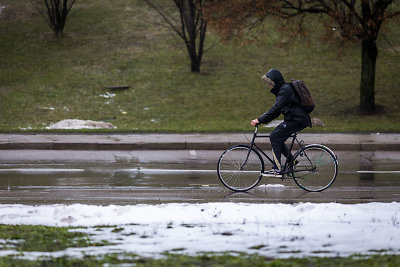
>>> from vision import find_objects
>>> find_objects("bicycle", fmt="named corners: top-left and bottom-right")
top-left (217, 125), bottom-right (338, 192)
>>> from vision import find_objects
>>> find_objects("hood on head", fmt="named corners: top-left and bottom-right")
top-left (266, 69), bottom-right (285, 93)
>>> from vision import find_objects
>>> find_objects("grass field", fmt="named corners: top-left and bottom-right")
top-left (0, 0), bottom-right (399, 132)
top-left (1, 253), bottom-right (400, 267)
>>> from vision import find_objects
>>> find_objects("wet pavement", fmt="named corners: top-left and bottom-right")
top-left (1, 150), bottom-right (400, 204)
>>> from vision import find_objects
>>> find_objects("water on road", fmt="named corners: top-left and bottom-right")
top-left (1, 150), bottom-right (400, 204)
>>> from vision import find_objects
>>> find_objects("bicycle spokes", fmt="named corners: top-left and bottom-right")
top-left (292, 145), bottom-right (338, 192)
top-left (217, 126), bottom-right (338, 192)
top-left (217, 145), bottom-right (264, 192)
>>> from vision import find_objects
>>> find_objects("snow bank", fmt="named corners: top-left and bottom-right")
top-left (0, 202), bottom-right (399, 258)
top-left (46, 119), bottom-right (116, 130)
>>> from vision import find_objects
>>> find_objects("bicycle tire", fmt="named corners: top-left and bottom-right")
top-left (291, 144), bottom-right (338, 192)
top-left (217, 145), bottom-right (264, 192)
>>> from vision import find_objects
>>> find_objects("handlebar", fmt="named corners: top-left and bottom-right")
top-left (254, 124), bottom-right (259, 134)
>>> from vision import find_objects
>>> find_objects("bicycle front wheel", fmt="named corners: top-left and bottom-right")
top-left (217, 145), bottom-right (264, 192)
top-left (292, 144), bottom-right (338, 192)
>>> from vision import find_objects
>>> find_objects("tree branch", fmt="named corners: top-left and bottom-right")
top-left (144, 0), bottom-right (185, 39)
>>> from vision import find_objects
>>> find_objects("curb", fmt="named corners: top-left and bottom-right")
top-left (1, 133), bottom-right (400, 151)
top-left (1, 141), bottom-right (400, 151)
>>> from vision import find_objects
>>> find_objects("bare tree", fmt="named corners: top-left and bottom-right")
top-left (145, 0), bottom-right (208, 72)
top-left (277, 0), bottom-right (400, 113)
top-left (31, 0), bottom-right (77, 38)
top-left (206, 0), bottom-right (400, 113)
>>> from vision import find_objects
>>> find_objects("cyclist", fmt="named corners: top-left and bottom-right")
top-left (251, 68), bottom-right (312, 176)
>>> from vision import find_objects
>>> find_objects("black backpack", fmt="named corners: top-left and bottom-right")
top-left (290, 80), bottom-right (315, 113)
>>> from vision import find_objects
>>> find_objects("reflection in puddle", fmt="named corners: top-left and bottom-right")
top-left (1, 150), bottom-right (400, 204)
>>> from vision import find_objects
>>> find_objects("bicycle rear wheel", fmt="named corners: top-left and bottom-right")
top-left (292, 144), bottom-right (338, 192)
top-left (217, 145), bottom-right (264, 192)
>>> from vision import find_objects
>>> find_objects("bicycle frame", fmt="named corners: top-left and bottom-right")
top-left (218, 126), bottom-right (338, 192)
top-left (241, 126), bottom-right (305, 177)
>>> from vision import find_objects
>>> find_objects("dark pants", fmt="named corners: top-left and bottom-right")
top-left (269, 121), bottom-right (307, 169)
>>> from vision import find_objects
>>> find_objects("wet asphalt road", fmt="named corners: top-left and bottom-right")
top-left (0, 150), bottom-right (400, 204)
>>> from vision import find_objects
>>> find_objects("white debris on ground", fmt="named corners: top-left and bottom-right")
top-left (19, 126), bottom-right (33, 131)
top-left (0, 202), bottom-right (399, 259)
top-left (46, 119), bottom-right (116, 129)
top-left (99, 92), bottom-right (116, 98)
top-left (265, 120), bottom-right (283, 128)
top-left (41, 107), bottom-right (56, 111)
top-left (311, 117), bottom-right (325, 127)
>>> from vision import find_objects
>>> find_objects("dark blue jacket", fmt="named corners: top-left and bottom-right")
top-left (258, 69), bottom-right (311, 127)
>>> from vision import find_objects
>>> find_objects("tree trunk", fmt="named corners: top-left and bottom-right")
top-left (359, 38), bottom-right (377, 113)
top-left (146, 0), bottom-right (207, 73)
top-left (190, 58), bottom-right (201, 72)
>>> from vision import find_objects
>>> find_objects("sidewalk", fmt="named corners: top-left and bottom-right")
top-left (1, 132), bottom-right (400, 151)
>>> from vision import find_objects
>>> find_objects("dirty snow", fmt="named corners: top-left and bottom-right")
top-left (0, 202), bottom-right (399, 259)
top-left (46, 119), bottom-right (116, 129)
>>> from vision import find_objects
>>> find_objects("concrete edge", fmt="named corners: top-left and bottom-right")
top-left (1, 141), bottom-right (400, 151)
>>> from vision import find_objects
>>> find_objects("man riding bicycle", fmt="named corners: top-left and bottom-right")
top-left (251, 69), bottom-right (312, 176)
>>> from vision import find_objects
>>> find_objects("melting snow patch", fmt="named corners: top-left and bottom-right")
top-left (41, 107), bottom-right (56, 111)
top-left (99, 92), bottom-right (116, 98)
top-left (258, 184), bottom-right (286, 188)
top-left (19, 126), bottom-right (33, 131)
top-left (256, 184), bottom-right (287, 190)
top-left (0, 202), bottom-right (399, 259)
top-left (46, 119), bottom-right (116, 129)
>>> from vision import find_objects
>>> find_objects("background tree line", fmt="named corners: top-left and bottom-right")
top-left (31, 0), bottom-right (399, 114)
